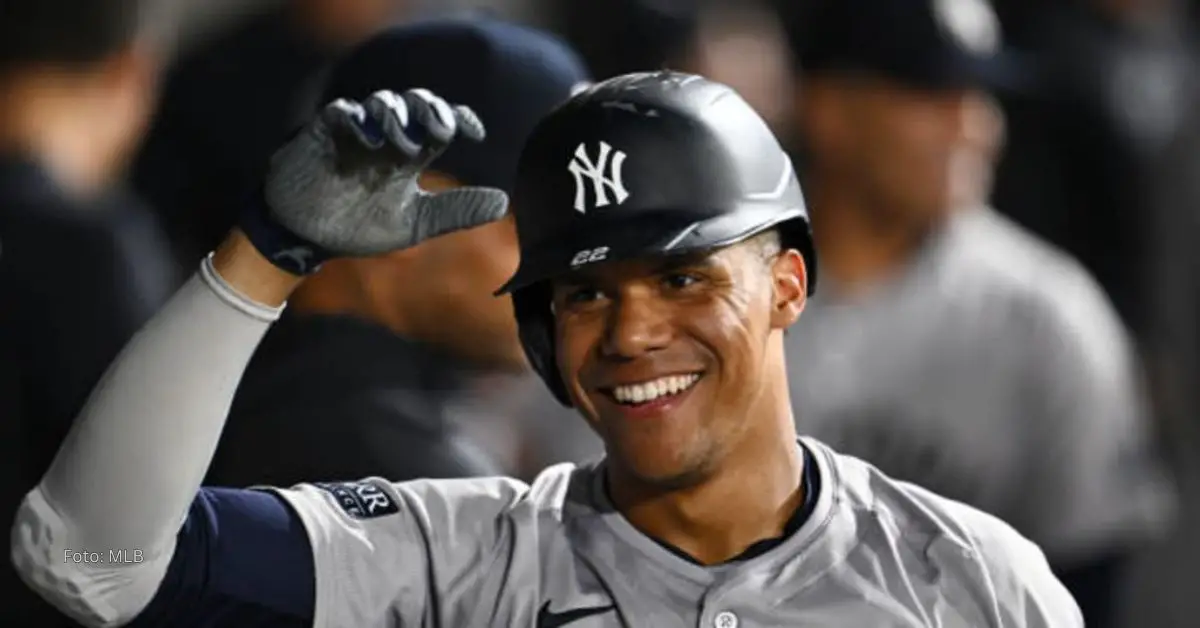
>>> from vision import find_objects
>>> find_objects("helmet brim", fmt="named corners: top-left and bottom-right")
top-left (494, 204), bottom-right (816, 296)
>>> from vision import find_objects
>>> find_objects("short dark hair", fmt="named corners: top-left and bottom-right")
top-left (0, 0), bottom-right (145, 72)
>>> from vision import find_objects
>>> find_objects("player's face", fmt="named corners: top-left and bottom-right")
top-left (552, 241), bottom-right (807, 487)
top-left (403, 212), bottom-right (525, 370)
top-left (89, 45), bottom-right (160, 192)
top-left (807, 77), bottom-right (999, 226)
top-left (385, 172), bottom-right (525, 370)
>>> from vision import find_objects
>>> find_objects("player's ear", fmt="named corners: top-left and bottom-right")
top-left (769, 249), bottom-right (806, 330)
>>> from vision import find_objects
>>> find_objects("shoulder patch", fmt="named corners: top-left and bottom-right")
top-left (315, 479), bottom-right (400, 520)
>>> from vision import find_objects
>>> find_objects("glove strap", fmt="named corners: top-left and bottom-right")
top-left (238, 191), bottom-right (332, 276)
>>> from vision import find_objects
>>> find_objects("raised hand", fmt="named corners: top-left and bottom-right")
top-left (254, 88), bottom-right (509, 271)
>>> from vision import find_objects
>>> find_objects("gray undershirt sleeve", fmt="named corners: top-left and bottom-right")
top-left (11, 255), bottom-right (283, 626)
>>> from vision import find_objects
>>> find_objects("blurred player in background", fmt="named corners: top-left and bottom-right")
top-left (678, 0), bottom-right (795, 135)
top-left (206, 16), bottom-right (591, 487)
top-left (0, 0), bottom-right (178, 624)
top-left (991, 0), bottom-right (1195, 351)
top-left (777, 0), bottom-right (1176, 625)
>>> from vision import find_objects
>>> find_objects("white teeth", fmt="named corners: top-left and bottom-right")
top-left (611, 374), bottom-right (701, 404)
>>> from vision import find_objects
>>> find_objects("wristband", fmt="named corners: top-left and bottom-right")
top-left (237, 191), bottom-right (332, 276)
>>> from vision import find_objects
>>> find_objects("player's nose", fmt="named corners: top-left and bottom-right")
top-left (598, 290), bottom-right (673, 360)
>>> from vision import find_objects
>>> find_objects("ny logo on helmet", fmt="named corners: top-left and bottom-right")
top-left (568, 141), bottom-right (629, 213)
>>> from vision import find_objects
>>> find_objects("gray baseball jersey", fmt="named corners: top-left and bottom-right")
top-left (266, 438), bottom-right (1078, 627)
top-left (786, 206), bottom-right (1175, 564)
top-left (11, 251), bottom-right (1080, 628)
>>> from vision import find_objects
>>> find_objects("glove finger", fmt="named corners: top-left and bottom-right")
top-left (403, 88), bottom-right (458, 149)
top-left (321, 99), bottom-right (386, 150)
top-left (414, 187), bottom-right (510, 241)
top-left (364, 90), bottom-right (424, 159)
top-left (452, 105), bottom-right (487, 143)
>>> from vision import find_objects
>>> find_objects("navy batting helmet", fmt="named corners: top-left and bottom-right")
top-left (495, 71), bottom-right (817, 406)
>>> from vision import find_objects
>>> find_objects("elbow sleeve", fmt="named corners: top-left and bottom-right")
top-left (10, 486), bottom-right (175, 627)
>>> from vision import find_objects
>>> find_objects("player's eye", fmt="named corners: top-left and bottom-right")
top-left (662, 272), bottom-right (702, 290)
top-left (564, 286), bottom-right (605, 305)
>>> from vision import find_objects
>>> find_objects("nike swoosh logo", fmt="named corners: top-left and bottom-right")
top-left (537, 601), bottom-right (615, 628)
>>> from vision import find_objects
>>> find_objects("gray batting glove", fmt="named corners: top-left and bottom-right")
top-left (260, 88), bottom-right (509, 258)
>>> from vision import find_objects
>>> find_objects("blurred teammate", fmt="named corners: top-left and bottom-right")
top-left (991, 0), bottom-right (1194, 347)
top-left (207, 17), bottom-right (591, 487)
top-left (678, 0), bottom-right (795, 134)
top-left (778, 0), bottom-right (1175, 625)
top-left (0, 0), bottom-right (177, 624)
top-left (13, 77), bottom-right (1079, 626)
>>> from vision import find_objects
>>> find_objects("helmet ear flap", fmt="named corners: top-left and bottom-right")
top-left (512, 283), bottom-right (573, 407)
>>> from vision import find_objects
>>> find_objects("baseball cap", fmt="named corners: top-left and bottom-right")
top-left (786, 0), bottom-right (1032, 93)
top-left (321, 16), bottom-right (591, 193)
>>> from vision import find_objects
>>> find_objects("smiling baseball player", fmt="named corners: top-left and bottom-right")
top-left (11, 74), bottom-right (1081, 627)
